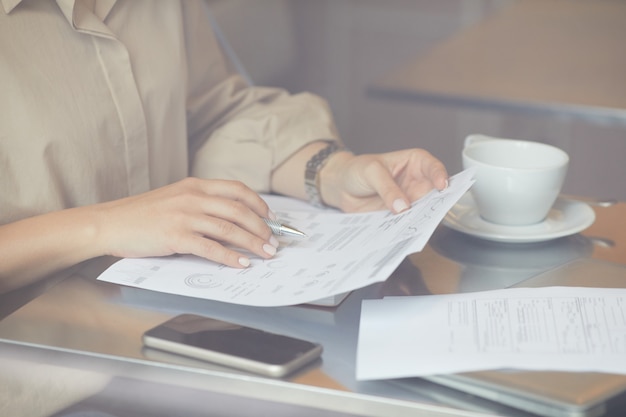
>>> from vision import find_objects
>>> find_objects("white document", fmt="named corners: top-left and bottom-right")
top-left (357, 286), bottom-right (626, 380)
top-left (96, 169), bottom-right (474, 307)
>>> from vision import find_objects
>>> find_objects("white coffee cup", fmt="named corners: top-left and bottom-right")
top-left (462, 134), bottom-right (569, 226)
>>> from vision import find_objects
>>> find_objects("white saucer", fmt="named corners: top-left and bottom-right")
top-left (443, 193), bottom-right (596, 243)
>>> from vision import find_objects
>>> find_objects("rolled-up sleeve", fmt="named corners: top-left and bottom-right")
top-left (182, 1), bottom-right (341, 192)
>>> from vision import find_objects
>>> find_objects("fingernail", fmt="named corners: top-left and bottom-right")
top-left (392, 198), bottom-right (409, 213)
top-left (268, 210), bottom-right (277, 221)
top-left (269, 236), bottom-right (279, 248)
top-left (238, 257), bottom-right (250, 267)
top-left (263, 243), bottom-right (277, 256)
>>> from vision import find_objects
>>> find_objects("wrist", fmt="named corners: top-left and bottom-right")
top-left (317, 149), bottom-right (353, 209)
top-left (304, 141), bottom-right (348, 208)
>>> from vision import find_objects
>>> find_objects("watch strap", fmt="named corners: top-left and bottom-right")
top-left (305, 141), bottom-right (344, 208)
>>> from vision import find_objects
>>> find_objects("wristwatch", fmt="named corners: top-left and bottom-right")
top-left (305, 141), bottom-right (345, 208)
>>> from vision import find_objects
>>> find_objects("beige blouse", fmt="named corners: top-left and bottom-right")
top-left (0, 0), bottom-right (340, 225)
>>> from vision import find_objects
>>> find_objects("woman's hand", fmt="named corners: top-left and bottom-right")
top-left (319, 148), bottom-right (449, 213)
top-left (0, 177), bottom-right (279, 293)
top-left (94, 178), bottom-right (279, 268)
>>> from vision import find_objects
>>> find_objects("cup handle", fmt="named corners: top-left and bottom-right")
top-left (464, 134), bottom-right (500, 149)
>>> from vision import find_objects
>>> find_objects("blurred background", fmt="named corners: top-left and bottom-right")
top-left (208, 0), bottom-right (626, 201)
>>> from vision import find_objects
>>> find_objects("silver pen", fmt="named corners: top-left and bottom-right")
top-left (263, 218), bottom-right (307, 238)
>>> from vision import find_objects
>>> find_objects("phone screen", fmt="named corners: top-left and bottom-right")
top-left (143, 314), bottom-right (323, 377)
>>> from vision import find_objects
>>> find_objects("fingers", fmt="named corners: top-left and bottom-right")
top-left (174, 178), bottom-right (279, 266)
top-left (179, 228), bottom-right (279, 269)
top-left (187, 205), bottom-right (279, 263)
top-left (349, 149), bottom-right (449, 214)
top-left (421, 153), bottom-right (449, 191)
top-left (361, 160), bottom-right (411, 214)
top-left (395, 149), bottom-right (449, 199)
top-left (100, 177), bottom-right (281, 269)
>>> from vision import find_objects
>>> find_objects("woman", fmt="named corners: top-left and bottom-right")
top-left (0, 0), bottom-right (448, 293)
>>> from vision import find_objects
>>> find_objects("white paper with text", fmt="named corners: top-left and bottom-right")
top-left (357, 286), bottom-right (626, 380)
top-left (97, 170), bottom-right (475, 306)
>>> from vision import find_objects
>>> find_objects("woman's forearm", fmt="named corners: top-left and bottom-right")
top-left (0, 206), bottom-right (103, 293)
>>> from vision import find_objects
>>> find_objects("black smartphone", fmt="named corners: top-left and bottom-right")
top-left (142, 314), bottom-right (323, 378)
